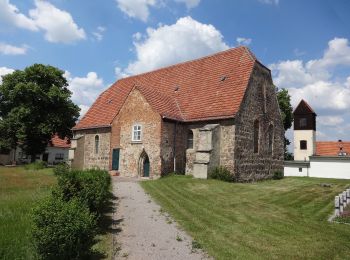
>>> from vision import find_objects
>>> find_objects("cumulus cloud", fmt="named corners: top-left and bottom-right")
top-left (0, 0), bottom-right (38, 31)
top-left (64, 71), bottom-right (106, 117)
top-left (270, 37), bottom-right (350, 142)
top-left (0, 0), bottom-right (85, 44)
top-left (115, 0), bottom-right (158, 22)
top-left (116, 16), bottom-right (229, 77)
top-left (92, 26), bottom-right (106, 41)
top-left (174, 0), bottom-right (201, 9)
top-left (236, 37), bottom-right (252, 46)
top-left (270, 38), bottom-right (350, 112)
top-left (0, 66), bottom-right (14, 84)
top-left (29, 0), bottom-right (86, 43)
top-left (0, 42), bottom-right (28, 55)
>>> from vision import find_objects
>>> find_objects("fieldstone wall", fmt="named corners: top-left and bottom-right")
top-left (112, 88), bottom-right (162, 178)
top-left (74, 128), bottom-right (111, 170)
top-left (234, 63), bottom-right (284, 182)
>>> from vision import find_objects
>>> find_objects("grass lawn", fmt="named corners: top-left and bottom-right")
top-left (0, 166), bottom-right (113, 260)
top-left (141, 175), bottom-right (350, 260)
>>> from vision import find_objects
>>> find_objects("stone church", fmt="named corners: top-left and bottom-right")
top-left (70, 46), bottom-right (284, 181)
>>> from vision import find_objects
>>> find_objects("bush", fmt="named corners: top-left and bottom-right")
top-left (56, 169), bottom-right (111, 214)
top-left (53, 163), bottom-right (70, 176)
top-left (24, 161), bottom-right (47, 171)
top-left (273, 171), bottom-right (284, 180)
top-left (31, 195), bottom-right (96, 260)
top-left (209, 166), bottom-right (233, 182)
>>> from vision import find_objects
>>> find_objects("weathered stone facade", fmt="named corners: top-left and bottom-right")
top-left (234, 63), bottom-right (284, 181)
top-left (110, 89), bottom-right (162, 178)
top-left (71, 47), bottom-right (284, 181)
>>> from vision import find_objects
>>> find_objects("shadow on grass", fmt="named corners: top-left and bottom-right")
top-left (90, 192), bottom-right (123, 260)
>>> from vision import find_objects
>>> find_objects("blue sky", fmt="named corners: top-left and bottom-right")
top-left (1, 0), bottom-right (350, 147)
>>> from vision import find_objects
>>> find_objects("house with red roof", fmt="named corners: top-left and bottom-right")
top-left (285, 100), bottom-right (350, 179)
top-left (70, 46), bottom-right (284, 181)
top-left (0, 135), bottom-right (70, 165)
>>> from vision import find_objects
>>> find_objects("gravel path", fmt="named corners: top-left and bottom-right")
top-left (112, 177), bottom-right (210, 260)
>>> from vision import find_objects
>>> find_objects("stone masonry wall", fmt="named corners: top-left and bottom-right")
top-left (234, 63), bottom-right (284, 182)
top-left (111, 88), bottom-right (162, 177)
top-left (74, 128), bottom-right (111, 170)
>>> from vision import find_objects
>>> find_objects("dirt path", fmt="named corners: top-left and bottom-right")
top-left (112, 177), bottom-right (210, 260)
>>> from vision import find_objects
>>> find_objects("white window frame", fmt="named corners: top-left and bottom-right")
top-left (132, 124), bottom-right (142, 142)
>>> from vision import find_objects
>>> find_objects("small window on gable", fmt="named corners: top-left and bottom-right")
top-left (132, 124), bottom-right (142, 142)
top-left (268, 124), bottom-right (273, 154)
top-left (300, 118), bottom-right (307, 128)
top-left (187, 130), bottom-right (194, 149)
top-left (253, 120), bottom-right (260, 153)
top-left (300, 140), bottom-right (307, 150)
top-left (95, 135), bottom-right (99, 154)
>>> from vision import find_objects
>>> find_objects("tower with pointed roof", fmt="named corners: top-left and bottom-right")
top-left (293, 100), bottom-right (317, 161)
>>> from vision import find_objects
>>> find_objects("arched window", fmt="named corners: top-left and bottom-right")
top-left (253, 120), bottom-right (259, 153)
top-left (95, 135), bottom-right (99, 154)
top-left (187, 130), bottom-right (193, 149)
top-left (268, 124), bottom-right (274, 154)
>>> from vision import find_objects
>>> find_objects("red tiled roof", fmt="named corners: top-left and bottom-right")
top-left (73, 46), bottom-right (258, 130)
top-left (316, 141), bottom-right (350, 156)
top-left (50, 135), bottom-right (70, 148)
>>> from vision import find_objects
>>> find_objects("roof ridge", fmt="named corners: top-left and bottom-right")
top-left (118, 46), bottom-right (251, 82)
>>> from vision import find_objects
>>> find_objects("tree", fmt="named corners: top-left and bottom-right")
top-left (0, 64), bottom-right (80, 162)
top-left (276, 88), bottom-right (294, 160)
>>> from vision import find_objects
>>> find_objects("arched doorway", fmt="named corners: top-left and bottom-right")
top-left (138, 150), bottom-right (150, 177)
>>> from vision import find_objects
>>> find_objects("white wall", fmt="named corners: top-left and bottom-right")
top-left (309, 157), bottom-right (350, 179)
top-left (294, 130), bottom-right (316, 161)
top-left (46, 147), bottom-right (69, 164)
top-left (284, 165), bottom-right (308, 177)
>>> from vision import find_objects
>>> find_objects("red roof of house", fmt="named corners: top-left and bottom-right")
top-left (50, 135), bottom-right (70, 148)
top-left (316, 141), bottom-right (350, 156)
top-left (73, 46), bottom-right (259, 130)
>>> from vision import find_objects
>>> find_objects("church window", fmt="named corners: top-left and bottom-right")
top-left (254, 120), bottom-right (260, 153)
top-left (132, 124), bottom-right (142, 141)
top-left (187, 130), bottom-right (194, 149)
top-left (95, 135), bottom-right (100, 154)
top-left (268, 124), bottom-right (274, 154)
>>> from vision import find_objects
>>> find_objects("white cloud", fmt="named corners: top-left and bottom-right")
top-left (92, 26), bottom-right (106, 41)
top-left (0, 66), bottom-right (14, 84)
top-left (174, 0), bottom-right (201, 9)
top-left (0, 0), bottom-right (38, 31)
top-left (271, 38), bottom-right (350, 143)
top-left (0, 0), bottom-right (85, 44)
top-left (318, 116), bottom-right (344, 127)
top-left (0, 42), bottom-right (28, 55)
top-left (65, 71), bottom-right (106, 117)
top-left (270, 38), bottom-right (350, 112)
top-left (117, 16), bottom-right (229, 77)
top-left (115, 0), bottom-right (157, 22)
top-left (29, 0), bottom-right (86, 43)
top-left (258, 0), bottom-right (279, 5)
top-left (236, 37), bottom-right (252, 46)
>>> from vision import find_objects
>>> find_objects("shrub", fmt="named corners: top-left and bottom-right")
top-left (31, 195), bottom-right (96, 260)
top-left (53, 163), bottom-right (70, 176)
top-left (56, 169), bottom-right (111, 214)
top-left (273, 171), bottom-right (284, 180)
top-left (209, 166), bottom-right (233, 182)
top-left (24, 161), bottom-right (47, 171)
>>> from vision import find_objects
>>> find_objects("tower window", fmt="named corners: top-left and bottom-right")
top-left (300, 140), bottom-right (307, 150)
top-left (253, 120), bottom-right (260, 153)
top-left (300, 118), bottom-right (307, 128)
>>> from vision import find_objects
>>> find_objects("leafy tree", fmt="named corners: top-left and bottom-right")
top-left (0, 64), bottom-right (80, 162)
top-left (276, 88), bottom-right (294, 160)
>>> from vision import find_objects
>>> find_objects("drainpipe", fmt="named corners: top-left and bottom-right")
top-left (173, 122), bottom-right (177, 172)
